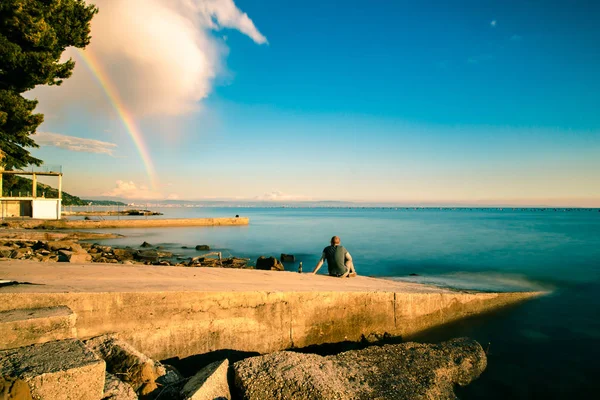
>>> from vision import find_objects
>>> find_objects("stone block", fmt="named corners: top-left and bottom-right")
top-left (102, 373), bottom-right (137, 400)
top-left (181, 359), bottom-right (230, 400)
top-left (0, 339), bottom-right (106, 400)
top-left (0, 306), bottom-right (77, 350)
top-left (84, 335), bottom-right (166, 393)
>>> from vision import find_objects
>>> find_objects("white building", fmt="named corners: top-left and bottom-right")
top-left (0, 169), bottom-right (63, 220)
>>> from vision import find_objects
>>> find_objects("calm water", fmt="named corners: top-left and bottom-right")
top-left (87, 207), bottom-right (600, 398)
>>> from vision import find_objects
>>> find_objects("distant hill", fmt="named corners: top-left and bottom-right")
top-left (1, 175), bottom-right (126, 206)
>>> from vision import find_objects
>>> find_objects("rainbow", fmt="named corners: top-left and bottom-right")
top-left (74, 48), bottom-right (159, 190)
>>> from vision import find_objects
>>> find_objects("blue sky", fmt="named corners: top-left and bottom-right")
top-left (31, 0), bottom-right (600, 205)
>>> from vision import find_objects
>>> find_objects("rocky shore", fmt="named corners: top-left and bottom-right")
top-left (0, 239), bottom-right (289, 270)
top-left (0, 335), bottom-right (487, 399)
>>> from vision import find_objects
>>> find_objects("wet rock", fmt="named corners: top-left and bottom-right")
top-left (233, 337), bottom-right (486, 400)
top-left (255, 256), bottom-right (284, 271)
top-left (84, 335), bottom-right (167, 394)
top-left (181, 359), bottom-right (230, 400)
top-left (136, 250), bottom-right (160, 263)
top-left (140, 242), bottom-right (153, 248)
top-left (195, 245), bottom-right (210, 251)
top-left (103, 372), bottom-right (138, 400)
top-left (280, 254), bottom-right (295, 262)
top-left (113, 248), bottom-right (137, 260)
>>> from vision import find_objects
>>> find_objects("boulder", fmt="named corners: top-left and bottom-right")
top-left (233, 338), bottom-right (487, 400)
top-left (0, 245), bottom-right (14, 258)
top-left (58, 249), bottom-right (92, 263)
top-left (140, 242), bottom-right (153, 248)
top-left (113, 248), bottom-right (137, 260)
top-left (9, 248), bottom-right (32, 259)
top-left (181, 359), bottom-right (230, 400)
top-left (280, 254), bottom-right (295, 262)
top-left (93, 244), bottom-right (113, 253)
top-left (255, 256), bottom-right (284, 271)
top-left (102, 373), bottom-right (138, 400)
top-left (0, 376), bottom-right (33, 400)
top-left (46, 240), bottom-right (83, 252)
top-left (136, 250), bottom-right (159, 263)
top-left (84, 335), bottom-right (167, 393)
top-left (195, 245), bottom-right (210, 251)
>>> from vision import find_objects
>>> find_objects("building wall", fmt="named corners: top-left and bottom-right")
top-left (1, 200), bottom-right (32, 218)
top-left (32, 199), bottom-right (61, 220)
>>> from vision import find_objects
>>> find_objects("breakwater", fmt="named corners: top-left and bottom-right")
top-left (0, 262), bottom-right (544, 360)
top-left (4, 217), bottom-right (249, 229)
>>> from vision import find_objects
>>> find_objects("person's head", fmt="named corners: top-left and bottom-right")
top-left (331, 236), bottom-right (340, 246)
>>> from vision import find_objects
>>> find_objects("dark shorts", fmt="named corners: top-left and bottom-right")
top-left (329, 269), bottom-right (348, 277)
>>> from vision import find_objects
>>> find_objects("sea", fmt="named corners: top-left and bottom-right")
top-left (80, 207), bottom-right (600, 399)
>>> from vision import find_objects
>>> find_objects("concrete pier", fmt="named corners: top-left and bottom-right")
top-left (4, 216), bottom-right (249, 229)
top-left (0, 262), bottom-right (544, 360)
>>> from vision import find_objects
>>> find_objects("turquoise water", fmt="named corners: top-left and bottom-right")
top-left (91, 207), bottom-right (600, 398)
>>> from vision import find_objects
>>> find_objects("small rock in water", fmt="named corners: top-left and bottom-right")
top-left (256, 256), bottom-right (284, 271)
top-left (195, 245), bottom-right (210, 251)
top-left (140, 241), bottom-right (153, 248)
top-left (409, 273), bottom-right (420, 276)
top-left (280, 253), bottom-right (295, 262)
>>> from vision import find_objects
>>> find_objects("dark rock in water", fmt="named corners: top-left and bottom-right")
top-left (255, 256), bottom-right (284, 271)
top-left (195, 245), bottom-right (210, 251)
top-left (113, 248), bottom-right (137, 260)
top-left (140, 241), bottom-right (153, 248)
top-left (280, 253), bottom-right (295, 262)
top-left (409, 273), bottom-right (420, 276)
top-left (136, 250), bottom-right (159, 263)
top-left (181, 246), bottom-right (188, 249)
top-left (233, 337), bottom-right (486, 400)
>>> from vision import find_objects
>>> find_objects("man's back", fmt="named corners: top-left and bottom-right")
top-left (322, 245), bottom-right (347, 276)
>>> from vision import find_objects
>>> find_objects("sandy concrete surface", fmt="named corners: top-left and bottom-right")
top-left (0, 261), bottom-right (545, 359)
top-left (0, 261), bottom-right (449, 294)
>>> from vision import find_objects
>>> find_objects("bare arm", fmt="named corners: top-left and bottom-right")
top-left (345, 252), bottom-right (356, 274)
top-left (313, 253), bottom-right (325, 274)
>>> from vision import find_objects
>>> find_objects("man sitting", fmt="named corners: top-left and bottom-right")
top-left (312, 236), bottom-right (357, 277)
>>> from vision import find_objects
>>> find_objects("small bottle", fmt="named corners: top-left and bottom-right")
top-left (298, 262), bottom-right (303, 273)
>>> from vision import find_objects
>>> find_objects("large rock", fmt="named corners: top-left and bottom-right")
top-left (233, 338), bottom-right (487, 400)
top-left (46, 241), bottom-right (83, 252)
top-left (195, 245), bottom-right (210, 251)
top-left (58, 249), bottom-right (92, 263)
top-left (84, 335), bottom-right (167, 393)
top-left (255, 256), bottom-right (284, 271)
top-left (0, 376), bottom-right (33, 400)
top-left (113, 248), bottom-right (137, 261)
top-left (0, 339), bottom-right (106, 400)
top-left (181, 359), bottom-right (230, 400)
top-left (102, 373), bottom-right (138, 400)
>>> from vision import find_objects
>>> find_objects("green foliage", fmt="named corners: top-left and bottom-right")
top-left (2, 175), bottom-right (126, 206)
top-left (0, 0), bottom-right (97, 169)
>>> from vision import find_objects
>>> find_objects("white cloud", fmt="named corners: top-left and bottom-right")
top-left (490, 20), bottom-right (497, 27)
top-left (34, 132), bottom-right (117, 155)
top-left (103, 180), bottom-right (178, 200)
top-left (30, 0), bottom-right (266, 118)
top-left (255, 190), bottom-right (311, 202)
